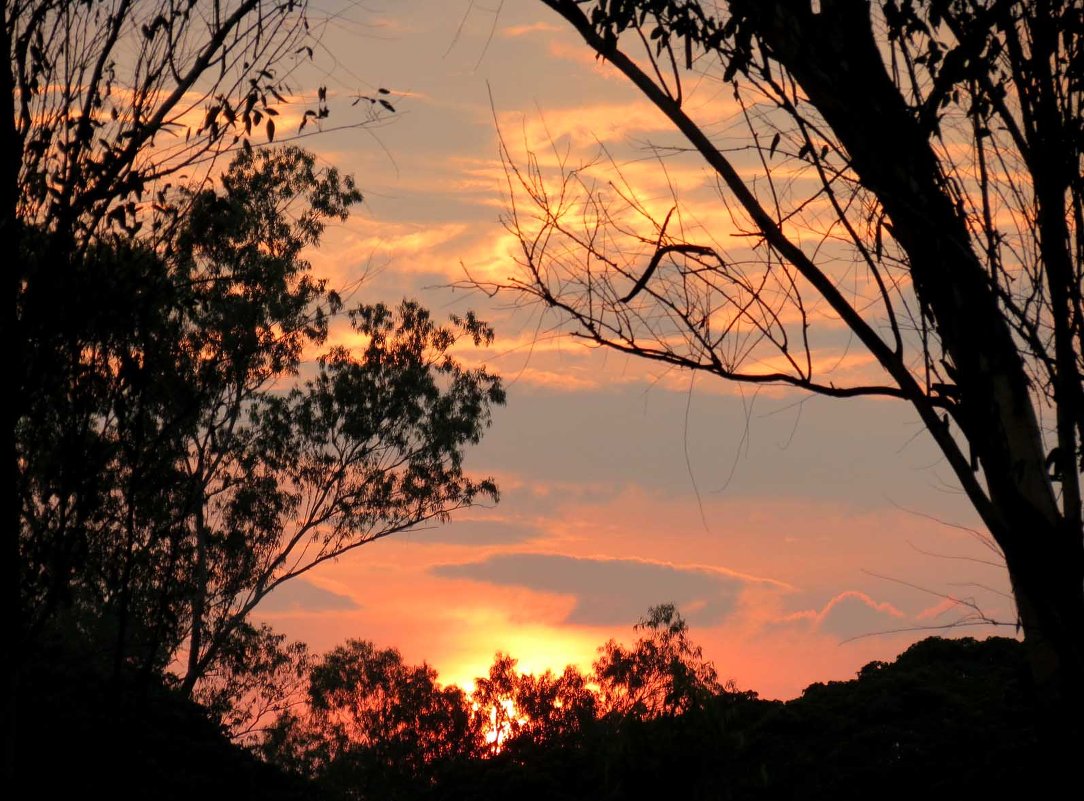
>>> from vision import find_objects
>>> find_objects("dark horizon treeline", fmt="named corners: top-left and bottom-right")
top-left (253, 606), bottom-right (1043, 801)
top-left (20, 602), bottom-right (1041, 801)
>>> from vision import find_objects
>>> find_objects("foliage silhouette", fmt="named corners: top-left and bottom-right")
top-left (436, 638), bottom-right (1036, 800)
top-left (251, 604), bottom-right (1042, 799)
top-left (263, 640), bottom-right (477, 801)
top-left (17, 145), bottom-right (505, 733)
top-left (5, 0), bottom-right (398, 776)
top-left (24, 619), bottom-right (1035, 800)
top-left (742, 636), bottom-right (1039, 799)
top-left (469, 653), bottom-right (597, 757)
top-left (193, 622), bottom-right (313, 748)
top-left (593, 603), bottom-right (723, 719)
top-left (20, 625), bottom-right (325, 801)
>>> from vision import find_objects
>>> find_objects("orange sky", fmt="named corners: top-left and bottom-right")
top-left (252, 0), bottom-right (1015, 701)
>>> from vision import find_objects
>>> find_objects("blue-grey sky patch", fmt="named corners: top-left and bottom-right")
top-left (432, 553), bottom-right (776, 627)
top-left (466, 386), bottom-right (976, 520)
top-left (260, 578), bottom-right (360, 613)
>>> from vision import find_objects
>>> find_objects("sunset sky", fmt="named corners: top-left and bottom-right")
top-left (253, 0), bottom-right (1016, 700)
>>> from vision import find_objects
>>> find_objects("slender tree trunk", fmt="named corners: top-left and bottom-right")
top-left (183, 505), bottom-right (209, 696)
top-left (2, 0), bottom-right (22, 782)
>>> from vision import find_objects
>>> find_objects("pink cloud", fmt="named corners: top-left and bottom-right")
top-left (501, 22), bottom-right (564, 38)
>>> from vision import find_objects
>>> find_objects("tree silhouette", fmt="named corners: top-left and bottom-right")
top-left (263, 639), bottom-right (476, 799)
top-left (470, 654), bottom-right (597, 754)
top-left (487, 0), bottom-right (1082, 741)
top-left (470, 653), bottom-right (526, 754)
top-left (6, 0), bottom-right (344, 250)
top-left (256, 620), bottom-right (1038, 798)
top-left (18, 145), bottom-right (505, 729)
top-left (192, 622), bottom-right (312, 748)
top-left (593, 604), bottom-right (722, 719)
top-left (5, 0), bottom-right (393, 775)
top-left (512, 664), bottom-right (598, 747)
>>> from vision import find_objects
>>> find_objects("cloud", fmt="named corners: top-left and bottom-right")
top-left (495, 101), bottom-right (677, 154)
top-left (259, 579), bottom-right (360, 613)
top-left (817, 591), bottom-right (906, 639)
top-left (432, 553), bottom-right (777, 627)
top-left (501, 22), bottom-right (564, 38)
top-left (772, 591), bottom-right (906, 641)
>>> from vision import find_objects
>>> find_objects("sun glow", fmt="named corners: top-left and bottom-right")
top-left (476, 698), bottom-right (527, 751)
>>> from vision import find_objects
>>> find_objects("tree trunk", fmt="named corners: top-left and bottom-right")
top-left (745, 0), bottom-right (1084, 741)
top-left (182, 506), bottom-right (209, 696)
top-left (2, 1), bottom-right (22, 782)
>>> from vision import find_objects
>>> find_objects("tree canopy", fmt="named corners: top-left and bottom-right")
top-left (6, 0), bottom-right (346, 247)
top-left (594, 603), bottom-right (723, 718)
top-left (5, 1), bottom-right (377, 772)
top-left (262, 639), bottom-right (476, 798)
top-left (16, 618), bottom-right (1042, 799)
top-left (18, 143), bottom-right (505, 712)
top-left (7, 4), bottom-right (503, 776)
top-left (262, 605), bottom-right (730, 796)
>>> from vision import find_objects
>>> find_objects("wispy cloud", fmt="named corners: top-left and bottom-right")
top-left (770, 590), bottom-right (906, 641)
top-left (501, 22), bottom-right (564, 38)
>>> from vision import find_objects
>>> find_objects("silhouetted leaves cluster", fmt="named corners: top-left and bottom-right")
top-left (17, 145), bottom-right (504, 729)
top-left (19, 625), bottom-right (324, 801)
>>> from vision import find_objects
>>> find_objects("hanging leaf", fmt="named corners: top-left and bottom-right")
top-left (266, 118), bottom-right (275, 142)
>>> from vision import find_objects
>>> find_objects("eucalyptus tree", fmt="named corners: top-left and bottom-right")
top-left (8, 3), bottom-right (500, 773)
top-left (490, 0), bottom-right (1082, 739)
top-left (6, 0), bottom-right (363, 768)
top-left (593, 604), bottom-right (721, 719)
top-left (19, 145), bottom-right (504, 697)
top-left (262, 639), bottom-right (477, 798)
